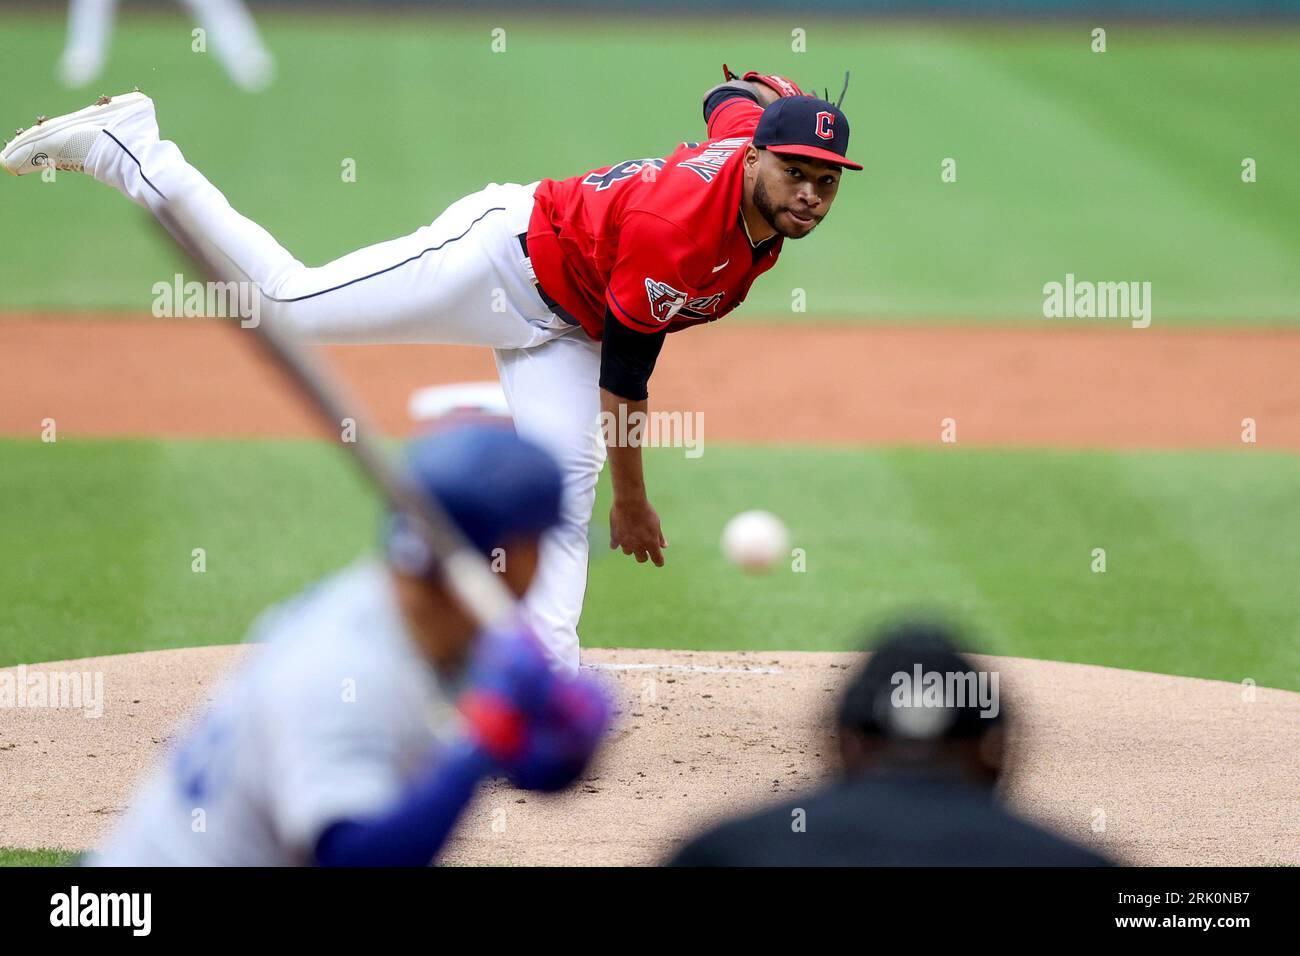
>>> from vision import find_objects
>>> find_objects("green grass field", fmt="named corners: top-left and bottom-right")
top-left (0, 12), bottom-right (1297, 321)
top-left (0, 848), bottom-right (78, 867)
top-left (4, 438), bottom-right (1296, 690)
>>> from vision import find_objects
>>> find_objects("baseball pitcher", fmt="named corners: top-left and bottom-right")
top-left (2, 67), bottom-right (861, 673)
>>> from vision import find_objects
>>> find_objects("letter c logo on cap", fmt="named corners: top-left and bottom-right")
top-left (815, 111), bottom-right (834, 140)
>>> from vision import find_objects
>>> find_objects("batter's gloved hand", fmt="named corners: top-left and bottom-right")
top-left (458, 622), bottom-right (610, 791)
top-left (502, 677), bottom-right (610, 792)
top-left (461, 619), bottom-right (557, 723)
top-left (721, 63), bottom-right (807, 99)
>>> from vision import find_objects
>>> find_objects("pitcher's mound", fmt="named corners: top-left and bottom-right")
top-left (1, 646), bottom-right (1295, 865)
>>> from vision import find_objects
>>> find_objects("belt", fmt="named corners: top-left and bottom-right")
top-left (517, 233), bottom-right (579, 327)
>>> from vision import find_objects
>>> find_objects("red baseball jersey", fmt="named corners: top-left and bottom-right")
top-left (525, 93), bottom-right (783, 340)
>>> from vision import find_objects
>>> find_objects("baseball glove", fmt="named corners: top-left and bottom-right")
top-left (721, 63), bottom-right (807, 99)
top-left (722, 64), bottom-right (852, 108)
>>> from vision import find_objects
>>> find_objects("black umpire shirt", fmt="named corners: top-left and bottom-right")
top-left (668, 768), bottom-right (1112, 867)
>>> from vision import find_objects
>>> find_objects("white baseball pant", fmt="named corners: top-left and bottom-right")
top-left (85, 98), bottom-right (604, 673)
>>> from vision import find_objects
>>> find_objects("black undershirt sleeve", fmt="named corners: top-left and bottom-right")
top-left (702, 84), bottom-right (760, 124)
top-left (599, 309), bottom-right (667, 401)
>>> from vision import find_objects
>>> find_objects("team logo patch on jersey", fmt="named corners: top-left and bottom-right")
top-left (645, 279), bottom-right (689, 323)
top-left (645, 279), bottom-right (726, 323)
top-left (583, 158), bottom-right (666, 191)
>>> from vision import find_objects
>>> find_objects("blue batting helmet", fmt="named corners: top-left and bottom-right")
top-left (384, 422), bottom-right (563, 577)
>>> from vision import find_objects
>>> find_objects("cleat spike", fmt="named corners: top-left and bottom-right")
top-left (95, 95), bottom-right (111, 106)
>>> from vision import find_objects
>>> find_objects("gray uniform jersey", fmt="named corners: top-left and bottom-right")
top-left (92, 559), bottom-right (465, 866)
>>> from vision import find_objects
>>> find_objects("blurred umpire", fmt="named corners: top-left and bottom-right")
top-left (669, 622), bottom-right (1110, 866)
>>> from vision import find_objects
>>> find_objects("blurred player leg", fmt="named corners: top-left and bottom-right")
top-left (58, 0), bottom-right (116, 88)
top-left (177, 0), bottom-right (276, 92)
top-left (84, 96), bottom-right (559, 348)
top-left (494, 335), bottom-right (605, 673)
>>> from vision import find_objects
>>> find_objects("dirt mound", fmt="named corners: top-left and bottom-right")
top-left (1, 646), bottom-right (1294, 865)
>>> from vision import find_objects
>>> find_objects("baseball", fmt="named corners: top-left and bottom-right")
top-left (721, 510), bottom-right (790, 573)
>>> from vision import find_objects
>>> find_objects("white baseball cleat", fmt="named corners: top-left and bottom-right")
top-left (1, 91), bottom-right (150, 177)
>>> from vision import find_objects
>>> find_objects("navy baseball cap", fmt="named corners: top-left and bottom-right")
top-left (385, 422), bottom-right (563, 576)
top-left (754, 96), bottom-right (862, 171)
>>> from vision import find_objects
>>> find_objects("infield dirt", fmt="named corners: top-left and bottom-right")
top-left (3, 316), bottom-right (1299, 447)
top-left (0, 646), bottom-right (1296, 866)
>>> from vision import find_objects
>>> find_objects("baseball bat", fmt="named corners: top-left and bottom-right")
top-left (152, 196), bottom-right (516, 628)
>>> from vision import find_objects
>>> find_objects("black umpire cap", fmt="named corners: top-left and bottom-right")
top-left (838, 621), bottom-right (1006, 742)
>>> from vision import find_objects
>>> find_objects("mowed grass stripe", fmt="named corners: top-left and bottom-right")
top-left (0, 14), bottom-right (1295, 321)
top-left (1113, 453), bottom-right (1300, 683)
top-left (1, 438), bottom-right (1296, 690)
top-left (1, 439), bottom-right (380, 665)
top-left (886, 448), bottom-right (1300, 685)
